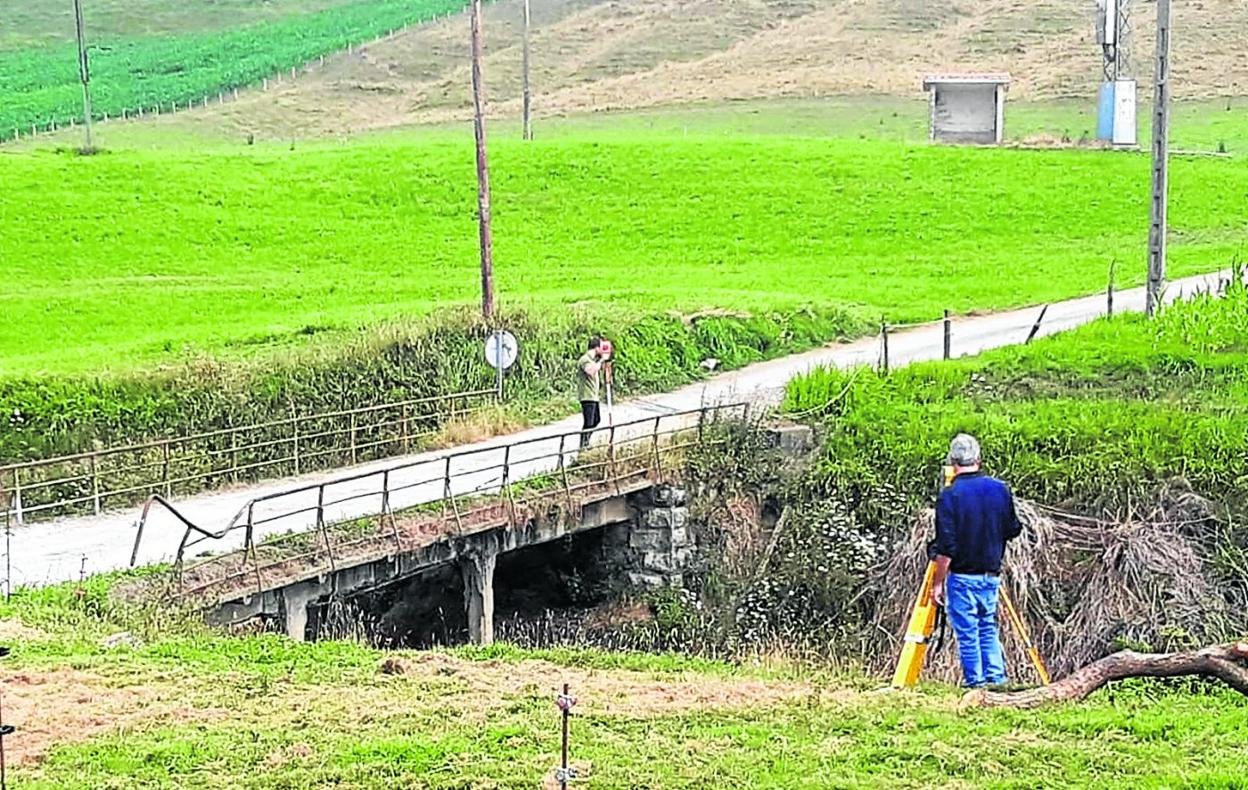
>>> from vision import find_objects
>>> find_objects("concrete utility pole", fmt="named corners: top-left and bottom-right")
top-left (522, 0), bottom-right (533, 141)
top-left (73, 0), bottom-right (95, 150)
top-left (1146, 0), bottom-right (1172, 317)
top-left (470, 0), bottom-right (496, 319)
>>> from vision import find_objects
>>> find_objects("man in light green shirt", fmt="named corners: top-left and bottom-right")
top-left (577, 336), bottom-right (606, 448)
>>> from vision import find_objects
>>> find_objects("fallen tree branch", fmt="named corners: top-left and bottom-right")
top-left (961, 641), bottom-right (1248, 710)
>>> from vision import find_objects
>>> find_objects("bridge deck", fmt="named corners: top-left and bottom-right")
top-left (186, 462), bottom-right (659, 608)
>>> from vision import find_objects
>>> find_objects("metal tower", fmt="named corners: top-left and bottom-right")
top-left (1100, 0), bottom-right (1132, 82)
top-left (1097, 0), bottom-right (1137, 146)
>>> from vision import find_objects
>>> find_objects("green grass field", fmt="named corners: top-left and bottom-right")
top-left (0, 0), bottom-right (468, 138)
top-left (3, 577), bottom-right (1245, 789)
top-left (4, 133), bottom-right (1246, 376)
top-left (2, 0), bottom-right (359, 50)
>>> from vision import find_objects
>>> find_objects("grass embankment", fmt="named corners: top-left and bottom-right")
top-left (0, 0), bottom-right (468, 139)
top-left (2, 577), bottom-right (1245, 788)
top-left (784, 278), bottom-right (1248, 516)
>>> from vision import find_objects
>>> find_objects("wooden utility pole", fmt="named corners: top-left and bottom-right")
top-left (470, 0), bottom-right (496, 319)
top-left (1145, 0), bottom-right (1171, 317)
top-left (522, 0), bottom-right (533, 141)
top-left (73, 0), bottom-right (95, 150)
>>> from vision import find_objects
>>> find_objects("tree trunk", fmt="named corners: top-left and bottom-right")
top-left (962, 641), bottom-right (1248, 710)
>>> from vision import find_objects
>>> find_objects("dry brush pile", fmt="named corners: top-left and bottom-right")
top-left (870, 485), bottom-right (1248, 682)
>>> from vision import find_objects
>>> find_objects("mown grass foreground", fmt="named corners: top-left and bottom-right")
top-left (4, 135), bottom-right (1246, 376)
top-left (2, 578), bottom-right (1245, 789)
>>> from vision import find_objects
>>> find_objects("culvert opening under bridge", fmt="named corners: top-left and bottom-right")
top-left (306, 523), bottom-right (632, 648)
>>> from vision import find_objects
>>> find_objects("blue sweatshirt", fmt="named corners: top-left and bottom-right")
top-left (935, 470), bottom-right (1022, 575)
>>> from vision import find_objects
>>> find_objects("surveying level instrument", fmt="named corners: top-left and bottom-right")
top-left (891, 466), bottom-right (1051, 689)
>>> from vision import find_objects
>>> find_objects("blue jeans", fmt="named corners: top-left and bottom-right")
top-left (946, 573), bottom-right (1007, 687)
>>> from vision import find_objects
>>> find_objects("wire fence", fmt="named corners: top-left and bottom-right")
top-left (127, 402), bottom-right (751, 603)
top-left (0, 388), bottom-right (495, 525)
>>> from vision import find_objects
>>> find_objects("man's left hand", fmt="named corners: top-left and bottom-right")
top-left (930, 582), bottom-right (945, 608)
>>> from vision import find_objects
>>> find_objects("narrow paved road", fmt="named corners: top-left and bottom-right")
top-left (7, 271), bottom-right (1234, 587)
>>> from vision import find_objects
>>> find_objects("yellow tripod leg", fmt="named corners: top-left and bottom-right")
top-left (891, 561), bottom-right (940, 688)
top-left (999, 585), bottom-right (1051, 686)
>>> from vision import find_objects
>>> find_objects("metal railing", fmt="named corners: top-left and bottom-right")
top-left (0, 389), bottom-right (495, 525)
top-left (130, 402), bottom-right (752, 602)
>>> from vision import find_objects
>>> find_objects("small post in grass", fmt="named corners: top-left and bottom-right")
top-left (1107, 259), bottom-right (1117, 316)
top-left (0, 644), bottom-right (12, 790)
top-left (880, 318), bottom-right (890, 374)
top-left (943, 309), bottom-right (952, 360)
top-left (555, 683), bottom-right (578, 789)
top-left (1026, 304), bottom-right (1050, 344)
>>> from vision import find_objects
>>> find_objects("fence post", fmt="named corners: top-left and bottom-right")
top-left (162, 441), bottom-right (172, 498)
top-left (401, 403), bottom-right (410, 453)
top-left (501, 445), bottom-right (517, 527)
top-left (90, 454), bottom-right (101, 516)
top-left (1026, 305), bottom-right (1050, 344)
top-left (1107, 262), bottom-right (1116, 317)
top-left (445, 455), bottom-right (464, 533)
top-left (650, 416), bottom-right (662, 478)
top-left (943, 310), bottom-right (952, 360)
top-left (292, 408), bottom-right (301, 475)
top-left (246, 502), bottom-right (261, 593)
top-left (607, 425), bottom-right (620, 495)
top-left (880, 319), bottom-right (890, 374)
top-left (12, 469), bottom-right (23, 529)
top-left (230, 425), bottom-right (239, 484)
top-left (243, 502), bottom-right (255, 556)
top-left (557, 433), bottom-right (573, 508)
top-left (383, 469), bottom-right (401, 552)
top-left (316, 485), bottom-right (337, 573)
top-left (349, 411), bottom-right (358, 465)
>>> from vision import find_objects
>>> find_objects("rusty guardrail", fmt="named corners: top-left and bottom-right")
top-left (0, 389), bottom-right (496, 525)
top-left (130, 402), bottom-right (751, 602)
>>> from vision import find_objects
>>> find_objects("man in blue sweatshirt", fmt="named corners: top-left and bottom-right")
top-left (930, 433), bottom-right (1022, 687)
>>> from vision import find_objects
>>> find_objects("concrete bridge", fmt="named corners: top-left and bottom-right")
top-left (214, 482), bottom-right (689, 644)
top-left (136, 405), bottom-right (763, 644)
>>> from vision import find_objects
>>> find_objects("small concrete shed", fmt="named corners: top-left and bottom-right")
top-left (922, 73), bottom-right (1011, 145)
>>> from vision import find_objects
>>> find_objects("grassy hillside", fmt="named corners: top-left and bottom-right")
top-left (2, 578), bottom-right (1245, 788)
top-left (117, 0), bottom-right (1248, 140)
top-left (0, 0), bottom-right (469, 139)
top-left (4, 134), bottom-right (1246, 376)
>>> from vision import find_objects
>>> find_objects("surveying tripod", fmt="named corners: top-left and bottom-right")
top-left (891, 468), bottom-right (1051, 689)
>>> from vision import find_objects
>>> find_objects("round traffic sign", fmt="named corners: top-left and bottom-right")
top-left (484, 330), bottom-right (519, 370)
